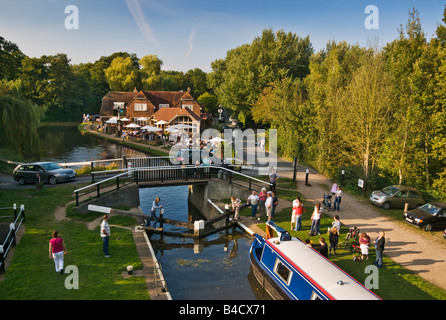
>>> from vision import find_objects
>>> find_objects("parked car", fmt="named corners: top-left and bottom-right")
top-left (443, 228), bottom-right (446, 240)
top-left (13, 162), bottom-right (76, 185)
top-left (404, 202), bottom-right (446, 231)
top-left (369, 185), bottom-right (424, 210)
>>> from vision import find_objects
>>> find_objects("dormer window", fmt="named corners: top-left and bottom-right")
top-left (113, 102), bottom-right (125, 110)
top-left (159, 104), bottom-right (169, 109)
top-left (134, 103), bottom-right (147, 111)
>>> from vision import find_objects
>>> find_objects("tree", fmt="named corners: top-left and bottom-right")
top-left (197, 91), bottom-right (218, 114)
top-left (304, 41), bottom-right (367, 175)
top-left (104, 56), bottom-right (139, 91)
top-left (336, 51), bottom-right (392, 182)
top-left (383, 8), bottom-right (427, 185)
top-left (208, 28), bottom-right (313, 125)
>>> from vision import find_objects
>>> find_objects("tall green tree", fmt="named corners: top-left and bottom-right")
top-left (382, 8), bottom-right (428, 185)
top-left (104, 56), bottom-right (140, 91)
top-left (304, 41), bottom-right (367, 175)
top-left (336, 51), bottom-right (392, 182)
top-left (208, 28), bottom-right (313, 125)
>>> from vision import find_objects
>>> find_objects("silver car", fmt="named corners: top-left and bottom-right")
top-left (13, 162), bottom-right (76, 185)
top-left (369, 185), bottom-right (424, 210)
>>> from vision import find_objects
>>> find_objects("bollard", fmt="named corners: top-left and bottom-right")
top-left (305, 169), bottom-right (309, 186)
top-left (194, 220), bottom-right (204, 237)
top-left (404, 203), bottom-right (409, 213)
top-left (128, 161), bottom-right (132, 178)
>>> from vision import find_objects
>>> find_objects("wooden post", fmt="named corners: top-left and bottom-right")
top-left (0, 245), bottom-right (4, 273)
top-left (292, 157), bottom-right (297, 184)
top-left (404, 202), bottom-right (409, 213)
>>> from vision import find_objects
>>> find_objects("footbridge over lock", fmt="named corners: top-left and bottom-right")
top-left (73, 159), bottom-right (273, 237)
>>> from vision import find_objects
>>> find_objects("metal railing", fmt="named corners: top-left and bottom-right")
top-left (74, 165), bottom-right (272, 207)
top-left (0, 204), bottom-right (25, 273)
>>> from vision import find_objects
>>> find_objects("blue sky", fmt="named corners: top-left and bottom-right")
top-left (0, 0), bottom-right (444, 72)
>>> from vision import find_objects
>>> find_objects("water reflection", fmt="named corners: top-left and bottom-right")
top-left (139, 186), bottom-right (270, 300)
top-left (37, 122), bottom-right (148, 163)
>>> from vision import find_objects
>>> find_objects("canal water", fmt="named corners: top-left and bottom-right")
top-left (139, 186), bottom-right (271, 300)
top-left (37, 122), bottom-right (147, 163)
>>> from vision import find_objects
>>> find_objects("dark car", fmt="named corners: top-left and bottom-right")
top-left (13, 162), bottom-right (76, 185)
top-left (404, 202), bottom-right (446, 231)
top-left (370, 185), bottom-right (424, 210)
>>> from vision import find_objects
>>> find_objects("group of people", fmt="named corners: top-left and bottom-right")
top-left (230, 188), bottom-right (279, 221)
top-left (288, 182), bottom-right (386, 267)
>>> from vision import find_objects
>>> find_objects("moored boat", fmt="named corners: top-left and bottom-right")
top-left (249, 221), bottom-right (381, 300)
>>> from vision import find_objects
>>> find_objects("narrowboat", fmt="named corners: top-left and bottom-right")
top-left (249, 221), bottom-right (381, 300)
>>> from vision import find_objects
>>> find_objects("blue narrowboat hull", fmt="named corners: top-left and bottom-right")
top-left (249, 233), bottom-right (381, 300)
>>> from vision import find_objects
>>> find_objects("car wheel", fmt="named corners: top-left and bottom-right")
top-left (423, 224), bottom-right (433, 232)
top-left (49, 176), bottom-right (58, 185)
top-left (18, 176), bottom-right (26, 185)
top-left (382, 202), bottom-right (391, 210)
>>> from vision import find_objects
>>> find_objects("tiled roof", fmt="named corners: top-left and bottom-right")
top-left (100, 90), bottom-right (196, 116)
top-left (152, 108), bottom-right (181, 122)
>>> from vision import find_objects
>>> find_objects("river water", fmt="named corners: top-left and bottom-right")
top-left (37, 122), bottom-right (147, 163)
top-left (38, 123), bottom-right (268, 300)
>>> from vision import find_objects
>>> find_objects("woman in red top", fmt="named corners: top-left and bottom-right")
top-left (49, 230), bottom-right (67, 274)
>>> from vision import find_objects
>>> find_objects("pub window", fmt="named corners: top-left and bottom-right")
top-left (134, 103), bottom-right (147, 111)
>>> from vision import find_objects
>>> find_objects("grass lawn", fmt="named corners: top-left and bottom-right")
top-left (238, 178), bottom-right (446, 300)
top-left (0, 185), bottom-right (149, 300)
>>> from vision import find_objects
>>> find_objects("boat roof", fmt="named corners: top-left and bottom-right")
top-left (265, 237), bottom-right (380, 300)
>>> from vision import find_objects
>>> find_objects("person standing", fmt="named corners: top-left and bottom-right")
top-left (328, 227), bottom-right (339, 256)
top-left (333, 186), bottom-right (342, 212)
top-left (49, 230), bottom-right (67, 274)
top-left (374, 231), bottom-right (386, 268)
top-left (231, 196), bottom-right (241, 220)
top-left (258, 187), bottom-right (267, 216)
top-left (247, 191), bottom-right (260, 219)
top-left (101, 215), bottom-right (110, 257)
top-left (331, 215), bottom-right (341, 234)
top-left (271, 191), bottom-right (279, 218)
top-left (309, 203), bottom-right (323, 236)
top-left (291, 197), bottom-right (303, 231)
top-left (269, 169), bottom-right (278, 191)
top-left (148, 198), bottom-right (163, 228)
top-left (265, 192), bottom-right (273, 218)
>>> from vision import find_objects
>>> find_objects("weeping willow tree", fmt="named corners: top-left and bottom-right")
top-left (0, 84), bottom-right (40, 158)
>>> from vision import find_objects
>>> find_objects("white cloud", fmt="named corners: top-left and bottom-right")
top-left (187, 27), bottom-right (196, 57)
top-left (125, 0), bottom-right (158, 45)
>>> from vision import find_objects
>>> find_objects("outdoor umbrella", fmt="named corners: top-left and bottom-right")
top-left (141, 125), bottom-right (162, 132)
top-left (125, 123), bottom-right (141, 128)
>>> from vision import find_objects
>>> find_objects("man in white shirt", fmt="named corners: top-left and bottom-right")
top-left (101, 215), bottom-right (110, 257)
top-left (247, 191), bottom-right (260, 218)
top-left (265, 192), bottom-right (273, 218)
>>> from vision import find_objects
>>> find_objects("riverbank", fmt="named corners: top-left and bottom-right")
top-left (78, 123), bottom-right (170, 157)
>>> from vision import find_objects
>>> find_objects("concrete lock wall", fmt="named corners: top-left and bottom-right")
top-left (75, 184), bottom-right (140, 214)
top-left (188, 179), bottom-right (252, 221)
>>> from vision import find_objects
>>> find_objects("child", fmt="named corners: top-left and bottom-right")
top-left (329, 227), bottom-right (339, 255)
